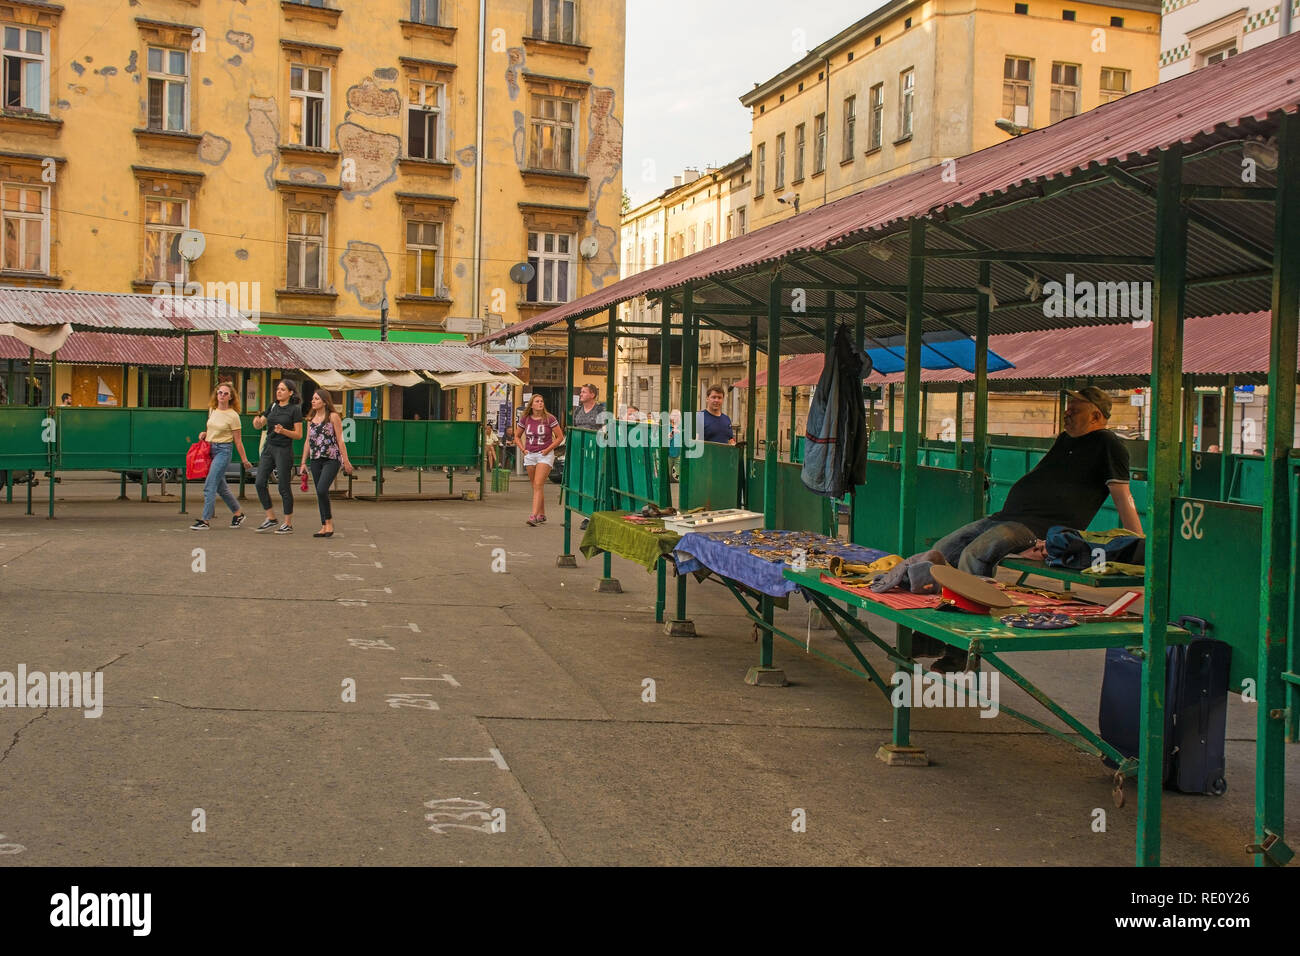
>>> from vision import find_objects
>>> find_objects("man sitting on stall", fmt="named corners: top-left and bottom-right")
top-left (926, 387), bottom-right (1143, 670)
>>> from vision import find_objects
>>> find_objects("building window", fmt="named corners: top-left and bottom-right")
top-left (813, 113), bottom-right (826, 173)
top-left (652, 235), bottom-right (659, 264)
top-left (703, 220), bottom-right (712, 247)
top-left (1002, 57), bottom-right (1032, 126)
top-left (1099, 67), bottom-right (1130, 104)
top-left (287, 210), bottom-right (326, 290)
top-left (1110, 16), bottom-right (1123, 27)
top-left (869, 83), bottom-right (884, 150)
top-left (899, 70), bottom-right (914, 138)
top-left (735, 206), bottom-right (747, 235)
top-left (688, 225), bottom-right (696, 254)
top-left (532, 0), bottom-right (578, 43)
top-left (1201, 43), bottom-right (1237, 66)
top-left (290, 65), bottom-right (329, 147)
top-left (407, 81), bottom-right (444, 159)
top-left (143, 199), bottom-right (188, 283)
top-left (755, 142), bottom-right (765, 196)
top-left (140, 370), bottom-right (185, 408)
top-left (409, 0), bottom-right (440, 24)
top-left (526, 231), bottom-right (575, 303)
top-left (1, 183), bottom-right (47, 273)
top-left (842, 95), bottom-right (856, 161)
top-left (405, 221), bottom-right (443, 297)
top-left (1050, 62), bottom-right (1080, 123)
top-left (1014, 3), bottom-right (1028, 13)
top-left (530, 95), bottom-right (577, 171)
top-left (1062, 9), bottom-right (1075, 20)
top-left (2, 24), bottom-right (47, 112)
top-left (775, 133), bottom-right (785, 190)
top-left (794, 123), bottom-right (805, 180)
top-left (147, 47), bottom-right (188, 132)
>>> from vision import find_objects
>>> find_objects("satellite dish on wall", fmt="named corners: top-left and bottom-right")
top-left (579, 236), bottom-right (599, 259)
top-left (509, 261), bottom-right (536, 284)
top-left (178, 229), bottom-right (206, 262)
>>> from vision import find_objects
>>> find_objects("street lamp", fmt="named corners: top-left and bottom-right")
top-left (380, 294), bottom-right (389, 342)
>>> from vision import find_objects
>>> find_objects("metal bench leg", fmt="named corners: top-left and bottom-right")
top-left (877, 625), bottom-right (929, 766)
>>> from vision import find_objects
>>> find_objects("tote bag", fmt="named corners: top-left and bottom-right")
top-left (186, 441), bottom-right (212, 480)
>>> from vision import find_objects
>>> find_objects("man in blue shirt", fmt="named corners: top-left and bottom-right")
top-left (696, 385), bottom-right (736, 445)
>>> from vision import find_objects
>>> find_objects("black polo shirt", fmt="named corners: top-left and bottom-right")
top-left (993, 428), bottom-right (1130, 537)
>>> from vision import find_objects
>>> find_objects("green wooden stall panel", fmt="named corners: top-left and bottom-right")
top-left (561, 427), bottom-right (604, 516)
top-left (1227, 454), bottom-right (1266, 505)
top-left (1168, 498), bottom-right (1261, 690)
top-left (426, 421), bottom-right (480, 468)
top-left (242, 413), bottom-right (305, 465)
top-left (747, 458), bottom-right (830, 532)
top-left (681, 441), bottom-right (742, 511)
top-left (0, 407), bottom-right (53, 470)
top-left (56, 408), bottom-right (135, 471)
top-left (1187, 451), bottom-right (1224, 500)
top-left (347, 418), bottom-right (378, 467)
top-left (131, 409), bottom-right (209, 469)
top-left (851, 460), bottom-right (979, 552)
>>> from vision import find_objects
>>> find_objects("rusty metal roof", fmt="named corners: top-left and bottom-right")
top-left (0, 288), bottom-right (258, 333)
top-left (0, 331), bottom-right (514, 375)
top-left (471, 32), bottom-right (1300, 352)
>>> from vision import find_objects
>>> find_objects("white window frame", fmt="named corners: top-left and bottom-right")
top-left (899, 69), bottom-right (915, 139)
top-left (688, 225), bottom-right (696, 254)
top-left (290, 64), bottom-right (330, 148)
top-left (736, 206), bottom-right (747, 235)
top-left (287, 209), bottom-right (327, 290)
top-left (529, 94), bottom-right (578, 172)
top-left (814, 113), bottom-right (827, 173)
top-left (407, 80), bottom-right (445, 160)
top-left (146, 46), bottom-right (189, 133)
top-left (1003, 57), bottom-right (1033, 126)
top-left (1049, 62), bottom-right (1080, 124)
top-left (1, 182), bottom-right (49, 273)
top-left (775, 133), bottom-right (786, 190)
top-left (526, 231), bottom-right (576, 304)
top-left (869, 83), bottom-right (884, 150)
top-left (755, 142), bottom-right (766, 196)
top-left (703, 220), bottom-right (712, 247)
top-left (405, 220), bottom-right (443, 297)
top-left (842, 95), bottom-right (856, 161)
top-left (2, 23), bottom-right (48, 113)
top-left (1201, 42), bottom-right (1237, 66)
top-left (143, 197), bottom-right (189, 283)
top-left (794, 123), bottom-right (805, 180)
top-left (532, 0), bottom-right (579, 43)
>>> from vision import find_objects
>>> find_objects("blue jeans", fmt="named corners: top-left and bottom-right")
top-left (933, 516), bottom-right (1036, 577)
top-left (202, 442), bottom-right (240, 521)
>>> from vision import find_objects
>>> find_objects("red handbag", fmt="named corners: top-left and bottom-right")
top-left (186, 441), bottom-right (212, 480)
top-left (300, 469), bottom-right (309, 492)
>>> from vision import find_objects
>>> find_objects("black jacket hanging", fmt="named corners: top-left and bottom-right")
top-left (801, 324), bottom-right (870, 498)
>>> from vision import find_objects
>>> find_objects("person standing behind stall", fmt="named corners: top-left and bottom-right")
top-left (515, 394), bottom-right (563, 527)
top-left (252, 379), bottom-right (303, 534)
top-left (300, 390), bottom-right (353, 538)
top-left (191, 383), bottom-right (252, 531)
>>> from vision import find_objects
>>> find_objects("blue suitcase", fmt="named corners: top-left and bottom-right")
top-left (1098, 630), bottom-right (1229, 795)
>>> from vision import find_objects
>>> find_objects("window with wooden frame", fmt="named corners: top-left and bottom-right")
top-left (529, 94), bottom-right (578, 171)
top-left (1002, 57), bottom-right (1032, 126)
top-left (1, 181), bottom-right (48, 273)
top-left (2, 21), bottom-right (48, 112)
top-left (407, 80), bottom-right (445, 160)
top-left (143, 197), bottom-right (188, 282)
top-left (405, 220), bottom-right (443, 297)
top-left (898, 69), bottom-right (914, 139)
top-left (1049, 62), bottom-right (1080, 124)
top-left (1099, 67), bottom-right (1129, 104)
top-left (755, 142), bottom-right (765, 196)
top-left (146, 46), bottom-right (189, 132)
top-left (794, 123), bottom-right (805, 181)
top-left (409, 0), bottom-right (440, 24)
top-left (868, 83), bottom-right (884, 151)
top-left (526, 231), bottom-right (575, 303)
top-left (775, 133), bottom-right (785, 190)
top-left (287, 209), bottom-right (326, 290)
top-left (842, 95), bottom-right (856, 161)
top-left (280, 41), bottom-right (339, 153)
top-left (813, 113), bottom-right (826, 173)
top-left (532, 0), bottom-right (578, 43)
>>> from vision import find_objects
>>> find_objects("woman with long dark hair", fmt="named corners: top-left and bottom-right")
top-left (514, 393), bottom-right (563, 526)
top-left (300, 389), bottom-right (354, 538)
top-left (191, 383), bottom-right (252, 531)
top-left (252, 378), bottom-right (303, 534)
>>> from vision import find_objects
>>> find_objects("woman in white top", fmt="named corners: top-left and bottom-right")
top-left (191, 383), bottom-right (252, 530)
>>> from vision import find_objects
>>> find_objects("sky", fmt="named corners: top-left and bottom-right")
top-left (623, 0), bottom-right (890, 207)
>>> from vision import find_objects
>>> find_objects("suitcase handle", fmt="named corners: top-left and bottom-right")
top-left (1173, 615), bottom-right (1210, 638)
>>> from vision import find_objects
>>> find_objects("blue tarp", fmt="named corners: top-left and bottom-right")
top-left (866, 339), bottom-right (1014, 374)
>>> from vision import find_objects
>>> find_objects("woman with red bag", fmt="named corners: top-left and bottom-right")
top-left (190, 383), bottom-right (252, 531)
top-left (300, 390), bottom-right (354, 538)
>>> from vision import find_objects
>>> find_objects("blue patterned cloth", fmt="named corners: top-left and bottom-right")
top-left (673, 530), bottom-right (889, 597)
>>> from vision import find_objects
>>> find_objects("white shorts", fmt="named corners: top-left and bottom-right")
top-left (524, 451), bottom-right (555, 468)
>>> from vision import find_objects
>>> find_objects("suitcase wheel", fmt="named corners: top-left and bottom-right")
top-left (1210, 777), bottom-right (1227, 796)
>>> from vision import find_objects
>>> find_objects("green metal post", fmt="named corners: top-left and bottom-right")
top-left (973, 262), bottom-right (990, 519)
top-left (920, 383), bottom-right (929, 449)
top-left (1221, 375), bottom-right (1235, 499)
top-left (478, 382), bottom-right (487, 502)
top-left (899, 220), bottom-right (924, 556)
top-left (559, 319), bottom-right (576, 562)
top-left (182, 335), bottom-right (190, 410)
top-left (745, 315), bottom-right (758, 510)
top-left (1180, 375), bottom-right (1194, 495)
top-left (887, 384), bottom-right (896, 459)
top-left (1255, 109), bottom-right (1298, 866)
top-left (1139, 144), bottom-right (1187, 868)
top-left (603, 305), bottom-right (617, 586)
top-left (824, 291), bottom-right (836, 535)
top-left (787, 387), bottom-right (796, 462)
top-left (763, 278), bottom-right (781, 532)
top-left (953, 384), bottom-right (963, 469)
top-left (48, 349), bottom-right (57, 518)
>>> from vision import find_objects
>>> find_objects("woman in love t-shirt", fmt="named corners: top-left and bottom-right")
top-left (515, 394), bottom-right (564, 526)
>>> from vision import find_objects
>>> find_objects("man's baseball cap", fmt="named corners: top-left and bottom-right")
top-left (1065, 386), bottom-right (1112, 419)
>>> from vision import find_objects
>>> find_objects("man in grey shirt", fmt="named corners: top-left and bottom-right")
top-left (571, 384), bottom-right (606, 429)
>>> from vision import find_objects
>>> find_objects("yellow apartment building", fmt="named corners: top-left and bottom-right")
top-left (0, 0), bottom-right (624, 416)
top-left (742, 0), bottom-right (1160, 229)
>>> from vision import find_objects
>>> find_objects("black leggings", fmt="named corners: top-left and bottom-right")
top-left (255, 443), bottom-right (294, 515)
top-left (308, 457), bottom-right (341, 522)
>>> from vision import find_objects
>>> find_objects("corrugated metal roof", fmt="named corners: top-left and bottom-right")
top-left (0, 288), bottom-right (258, 333)
top-left (0, 331), bottom-right (513, 375)
top-left (472, 32), bottom-right (1300, 350)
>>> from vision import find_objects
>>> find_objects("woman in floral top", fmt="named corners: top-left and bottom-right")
top-left (300, 390), bottom-right (354, 538)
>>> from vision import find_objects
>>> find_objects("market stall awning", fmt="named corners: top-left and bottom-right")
top-left (0, 288), bottom-right (258, 334)
top-left (425, 370), bottom-right (524, 388)
top-left (302, 370), bottom-right (425, 389)
top-left (741, 337), bottom-right (1014, 388)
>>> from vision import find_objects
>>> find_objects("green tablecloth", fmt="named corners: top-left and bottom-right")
top-left (579, 510), bottom-right (681, 572)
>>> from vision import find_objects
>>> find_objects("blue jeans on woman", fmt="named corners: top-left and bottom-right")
top-left (202, 441), bottom-right (240, 521)
top-left (933, 515), bottom-right (1036, 577)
